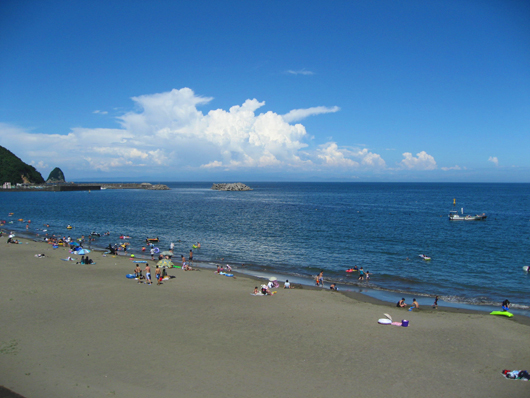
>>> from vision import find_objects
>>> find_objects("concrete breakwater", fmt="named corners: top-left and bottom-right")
top-left (211, 183), bottom-right (252, 191)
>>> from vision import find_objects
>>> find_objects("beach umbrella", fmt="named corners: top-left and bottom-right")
top-left (77, 249), bottom-right (91, 255)
top-left (157, 258), bottom-right (174, 268)
top-left (161, 251), bottom-right (173, 256)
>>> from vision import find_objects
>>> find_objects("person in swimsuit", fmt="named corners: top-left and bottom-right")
top-left (318, 271), bottom-right (324, 287)
top-left (502, 299), bottom-right (510, 311)
top-left (135, 264), bottom-right (143, 283)
top-left (411, 298), bottom-right (419, 309)
top-left (358, 267), bottom-right (365, 280)
top-left (155, 266), bottom-right (161, 285)
top-left (145, 264), bottom-right (152, 285)
top-left (397, 298), bottom-right (406, 307)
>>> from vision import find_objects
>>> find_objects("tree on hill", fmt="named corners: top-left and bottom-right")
top-left (0, 146), bottom-right (45, 185)
top-left (46, 167), bottom-right (66, 183)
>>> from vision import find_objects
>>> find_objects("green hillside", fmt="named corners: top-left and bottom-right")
top-left (0, 146), bottom-right (45, 185)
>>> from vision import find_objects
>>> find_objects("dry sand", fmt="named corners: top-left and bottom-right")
top-left (0, 237), bottom-right (529, 398)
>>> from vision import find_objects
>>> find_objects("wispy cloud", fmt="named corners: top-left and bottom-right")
top-left (282, 106), bottom-right (340, 123)
top-left (93, 110), bottom-right (108, 115)
top-left (488, 156), bottom-right (499, 166)
top-left (286, 69), bottom-right (314, 75)
top-left (441, 165), bottom-right (462, 171)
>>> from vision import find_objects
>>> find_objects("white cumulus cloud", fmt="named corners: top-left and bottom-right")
top-left (399, 151), bottom-right (437, 170)
top-left (488, 156), bottom-right (499, 166)
top-left (0, 88), bottom-right (413, 179)
top-left (316, 143), bottom-right (386, 169)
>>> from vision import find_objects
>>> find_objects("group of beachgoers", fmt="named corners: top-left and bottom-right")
top-left (130, 241), bottom-right (203, 286)
top-left (345, 265), bottom-right (371, 281)
top-left (395, 296), bottom-right (511, 312)
top-left (396, 297), bottom-right (420, 310)
top-left (133, 263), bottom-right (168, 286)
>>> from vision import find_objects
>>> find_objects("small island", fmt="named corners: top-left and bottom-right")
top-left (211, 183), bottom-right (253, 191)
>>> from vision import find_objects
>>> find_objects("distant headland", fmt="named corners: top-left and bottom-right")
top-left (1, 182), bottom-right (170, 192)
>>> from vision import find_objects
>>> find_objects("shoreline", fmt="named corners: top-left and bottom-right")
top-left (1, 237), bottom-right (529, 397)
top-left (5, 227), bottom-right (530, 319)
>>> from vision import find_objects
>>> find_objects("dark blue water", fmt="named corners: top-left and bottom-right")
top-left (2, 182), bottom-right (529, 312)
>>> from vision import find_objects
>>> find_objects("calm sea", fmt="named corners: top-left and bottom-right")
top-left (2, 182), bottom-right (529, 314)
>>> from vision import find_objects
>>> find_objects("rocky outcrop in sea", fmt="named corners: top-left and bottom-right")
top-left (211, 183), bottom-right (253, 191)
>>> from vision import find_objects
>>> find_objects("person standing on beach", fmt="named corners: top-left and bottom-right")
top-left (145, 264), bottom-right (152, 285)
top-left (135, 264), bottom-right (142, 283)
top-left (155, 266), bottom-right (161, 285)
top-left (318, 271), bottom-right (324, 287)
top-left (150, 247), bottom-right (155, 260)
top-left (189, 249), bottom-right (193, 265)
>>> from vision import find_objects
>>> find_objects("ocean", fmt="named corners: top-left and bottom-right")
top-left (2, 182), bottom-right (529, 315)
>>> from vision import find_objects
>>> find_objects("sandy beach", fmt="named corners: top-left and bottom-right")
top-left (1, 237), bottom-right (529, 398)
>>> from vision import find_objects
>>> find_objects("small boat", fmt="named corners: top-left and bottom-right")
top-left (448, 199), bottom-right (487, 221)
top-left (146, 237), bottom-right (159, 243)
top-left (419, 254), bottom-right (431, 261)
top-left (449, 210), bottom-right (487, 221)
top-left (66, 225), bottom-right (73, 229)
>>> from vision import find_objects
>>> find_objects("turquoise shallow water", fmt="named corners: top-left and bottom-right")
top-left (2, 182), bottom-right (529, 314)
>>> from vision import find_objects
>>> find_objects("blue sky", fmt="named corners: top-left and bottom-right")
top-left (1, 0), bottom-right (529, 182)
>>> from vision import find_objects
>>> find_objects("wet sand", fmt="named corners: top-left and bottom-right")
top-left (1, 237), bottom-right (529, 398)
